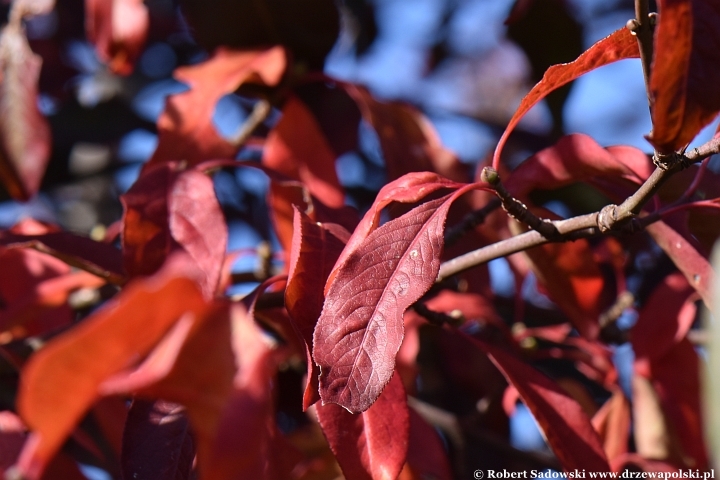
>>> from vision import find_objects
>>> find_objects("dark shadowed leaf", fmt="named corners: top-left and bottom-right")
top-left (316, 373), bottom-right (408, 480)
top-left (85, 0), bottom-right (148, 75)
top-left (286, 207), bottom-right (348, 410)
top-left (470, 337), bottom-right (610, 471)
top-left (638, 339), bottom-right (708, 468)
top-left (148, 47), bottom-right (286, 168)
top-left (315, 180), bottom-right (488, 412)
top-left (15, 255), bottom-right (209, 479)
top-left (0, 22), bottom-right (52, 200)
top-left (647, 0), bottom-right (720, 153)
top-left (122, 400), bottom-right (195, 480)
top-left (179, 0), bottom-right (339, 69)
top-left (344, 84), bottom-right (469, 182)
top-left (632, 272), bottom-right (696, 363)
top-left (492, 28), bottom-right (639, 168)
top-left (403, 408), bottom-right (453, 480)
top-left (121, 162), bottom-right (227, 298)
top-left (646, 221), bottom-right (712, 306)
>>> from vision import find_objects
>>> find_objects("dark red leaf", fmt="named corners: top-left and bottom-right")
top-left (639, 339), bottom-right (708, 468)
top-left (647, 0), bottom-right (720, 153)
top-left (316, 373), bottom-right (409, 480)
top-left (632, 272), bottom-right (696, 364)
top-left (15, 255), bottom-right (209, 479)
top-left (286, 207), bottom-right (348, 410)
top-left (315, 180), bottom-right (488, 412)
top-left (121, 162), bottom-right (227, 298)
top-left (148, 47), bottom-right (286, 168)
top-left (344, 84), bottom-right (469, 182)
top-left (492, 28), bottom-right (639, 168)
top-left (0, 22), bottom-right (52, 200)
top-left (470, 337), bottom-right (610, 471)
top-left (0, 230), bottom-right (125, 284)
top-left (403, 408), bottom-right (453, 480)
top-left (85, 0), bottom-right (148, 75)
top-left (122, 400), bottom-right (195, 480)
top-left (645, 220), bottom-right (712, 306)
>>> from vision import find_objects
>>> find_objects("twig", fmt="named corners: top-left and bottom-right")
top-left (228, 99), bottom-right (272, 147)
top-left (444, 198), bottom-right (501, 246)
top-left (481, 167), bottom-right (561, 240)
top-left (626, 0), bottom-right (656, 112)
top-left (412, 303), bottom-right (464, 326)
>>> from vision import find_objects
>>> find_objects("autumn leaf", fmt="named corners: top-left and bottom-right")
top-left (148, 47), bottom-right (286, 168)
top-left (647, 0), bottom-right (720, 153)
top-left (591, 389), bottom-right (631, 463)
top-left (470, 337), bottom-right (610, 471)
top-left (121, 162), bottom-right (227, 298)
top-left (121, 400), bottom-right (195, 480)
top-left (316, 373), bottom-right (409, 480)
top-left (0, 22), bottom-right (52, 200)
top-left (14, 255), bottom-right (209, 479)
top-left (315, 179), bottom-right (489, 412)
top-left (492, 28), bottom-right (639, 169)
top-left (85, 0), bottom-right (148, 75)
top-left (285, 207), bottom-right (348, 410)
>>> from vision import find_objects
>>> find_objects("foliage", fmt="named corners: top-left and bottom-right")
top-left (0, 0), bottom-right (717, 479)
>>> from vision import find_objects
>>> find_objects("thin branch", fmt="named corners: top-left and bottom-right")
top-left (627, 0), bottom-right (655, 111)
top-left (445, 197), bottom-right (501, 246)
top-left (481, 167), bottom-right (561, 240)
top-left (228, 99), bottom-right (272, 147)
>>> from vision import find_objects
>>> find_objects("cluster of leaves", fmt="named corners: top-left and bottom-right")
top-left (0, 0), bottom-right (719, 479)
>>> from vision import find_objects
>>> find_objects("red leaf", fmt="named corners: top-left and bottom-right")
top-left (492, 28), bottom-right (639, 168)
top-left (15, 255), bottom-right (209, 479)
top-left (148, 47), bottom-right (286, 168)
top-left (344, 84), bottom-right (469, 182)
top-left (286, 207), bottom-right (349, 410)
top-left (122, 400), bottom-right (195, 480)
top-left (328, 172), bottom-right (466, 292)
top-left (645, 220), bottom-right (712, 306)
top-left (647, 0), bottom-right (720, 153)
top-left (470, 338), bottom-right (610, 471)
top-left (632, 272), bottom-right (697, 364)
top-left (0, 230), bottom-right (125, 284)
top-left (504, 134), bottom-right (653, 202)
top-left (403, 408), bottom-right (453, 480)
top-left (121, 163), bottom-right (227, 298)
top-left (263, 96), bottom-right (345, 208)
top-left (314, 182), bottom-right (486, 412)
top-left (591, 389), bottom-right (631, 463)
top-left (85, 0), bottom-right (148, 75)
top-left (0, 22), bottom-right (52, 200)
top-left (640, 339), bottom-right (708, 468)
top-left (316, 373), bottom-right (409, 480)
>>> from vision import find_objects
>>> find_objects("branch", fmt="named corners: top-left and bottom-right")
top-left (445, 198), bottom-right (501, 246)
top-left (228, 99), bottom-right (272, 147)
top-left (627, 0), bottom-right (656, 111)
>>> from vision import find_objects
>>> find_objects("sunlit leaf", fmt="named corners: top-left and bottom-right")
top-left (647, 0), bottom-right (720, 153)
top-left (121, 162), bottom-right (227, 298)
top-left (492, 28), bottom-right (639, 168)
top-left (315, 180), bottom-right (488, 412)
top-left (148, 47), bottom-right (286, 168)
top-left (591, 389), bottom-right (631, 463)
top-left (0, 22), bottom-right (51, 200)
top-left (85, 0), bottom-right (148, 75)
